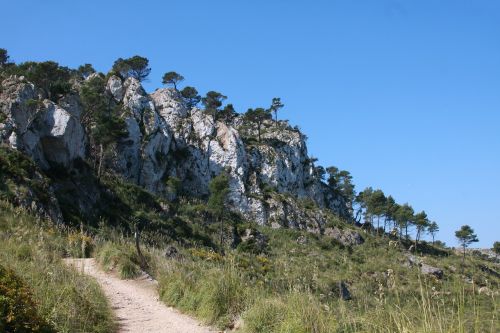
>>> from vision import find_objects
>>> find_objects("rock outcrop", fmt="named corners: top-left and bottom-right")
top-left (1, 74), bottom-right (351, 233)
top-left (0, 76), bottom-right (85, 169)
top-left (405, 254), bottom-right (444, 279)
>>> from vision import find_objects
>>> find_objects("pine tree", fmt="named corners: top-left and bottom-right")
top-left (202, 91), bottom-right (227, 123)
top-left (162, 71), bottom-right (184, 90)
top-left (244, 108), bottom-right (271, 142)
top-left (455, 225), bottom-right (479, 267)
top-left (208, 173), bottom-right (230, 249)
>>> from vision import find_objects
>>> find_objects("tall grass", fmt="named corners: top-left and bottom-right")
top-left (95, 242), bottom-right (143, 279)
top-left (0, 201), bottom-right (115, 333)
top-left (91, 211), bottom-right (499, 333)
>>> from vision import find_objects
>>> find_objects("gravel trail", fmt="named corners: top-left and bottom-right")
top-left (64, 258), bottom-right (216, 333)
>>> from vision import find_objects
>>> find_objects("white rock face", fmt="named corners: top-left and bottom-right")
top-left (38, 101), bottom-right (86, 166)
top-left (107, 75), bottom-right (124, 101)
top-left (0, 75), bottom-right (349, 230)
top-left (111, 77), bottom-right (172, 192)
top-left (0, 76), bottom-right (85, 169)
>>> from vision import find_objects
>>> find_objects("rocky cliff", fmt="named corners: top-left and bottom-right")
top-left (0, 74), bottom-right (349, 232)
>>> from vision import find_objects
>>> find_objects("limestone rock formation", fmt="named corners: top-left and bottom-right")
top-left (0, 74), bottom-right (352, 235)
top-left (0, 76), bottom-right (85, 169)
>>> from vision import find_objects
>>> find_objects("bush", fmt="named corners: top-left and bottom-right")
top-left (0, 264), bottom-right (55, 333)
top-left (242, 298), bottom-right (285, 332)
top-left (0, 201), bottom-right (115, 333)
top-left (96, 242), bottom-right (142, 279)
top-left (159, 263), bottom-right (247, 328)
top-left (242, 292), bottom-right (338, 333)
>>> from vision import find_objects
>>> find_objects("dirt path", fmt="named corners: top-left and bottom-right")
top-left (64, 258), bottom-right (216, 333)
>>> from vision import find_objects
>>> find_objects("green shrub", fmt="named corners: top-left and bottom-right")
top-left (159, 262), bottom-right (247, 328)
top-left (243, 293), bottom-right (337, 333)
top-left (0, 264), bottom-right (55, 333)
top-left (118, 258), bottom-right (141, 279)
top-left (242, 298), bottom-right (285, 332)
top-left (0, 201), bottom-right (115, 333)
top-left (96, 242), bottom-right (142, 279)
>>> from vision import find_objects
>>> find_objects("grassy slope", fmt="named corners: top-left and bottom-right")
top-left (95, 207), bottom-right (499, 332)
top-left (1, 146), bottom-right (499, 332)
top-left (0, 201), bottom-right (115, 333)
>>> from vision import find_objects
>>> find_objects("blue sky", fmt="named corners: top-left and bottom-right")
top-left (2, 0), bottom-right (499, 247)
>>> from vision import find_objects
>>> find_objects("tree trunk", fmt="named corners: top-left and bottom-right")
top-left (414, 231), bottom-right (419, 252)
top-left (462, 245), bottom-right (466, 266)
top-left (97, 144), bottom-right (104, 179)
top-left (219, 216), bottom-right (224, 251)
top-left (377, 216), bottom-right (380, 236)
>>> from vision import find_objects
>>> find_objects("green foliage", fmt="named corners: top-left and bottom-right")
top-left (112, 55), bottom-right (151, 81)
top-left (80, 76), bottom-right (128, 175)
top-left (165, 176), bottom-right (182, 198)
top-left (326, 166), bottom-right (355, 206)
top-left (243, 293), bottom-right (337, 333)
top-left (180, 86), bottom-right (201, 108)
top-left (0, 201), bottom-right (115, 333)
top-left (76, 63), bottom-right (95, 79)
top-left (219, 104), bottom-right (237, 124)
top-left (0, 264), bottom-right (55, 333)
top-left (202, 91), bottom-right (227, 122)
top-left (208, 173), bottom-right (230, 248)
top-left (80, 75), bottom-right (128, 146)
top-left (0, 147), bottom-right (52, 207)
top-left (428, 221), bottom-right (439, 243)
top-left (6, 61), bottom-right (72, 101)
top-left (158, 263), bottom-right (247, 328)
top-left (153, 222), bottom-right (500, 332)
top-left (494, 241), bottom-right (500, 255)
top-left (80, 75), bottom-right (108, 126)
top-left (91, 104), bottom-right (128, 146)
top-left (162, 71), bottom-right (184, 90)
top-left (455, 225), bottom-right (479, 249)
top-left (96, 175), bottom-right (214, 247)
top-left (413, 210), bottom-right (430, 244)
top-left (0, 48), bottom-right (12, 68)
top-left (208, 173), bottom-right (230, 219)
top-left (241, 297), bottom-right (284, 332)
top-left (268, 97), bottom-right (284, 124)
top-left (456, 225), bottom-right (479, 265)
top-left (395, 203), bottom-right (414, 237)
top-left (96, 242), bottom-right (142, 279)
top-left (244, 107), bottom-right (271, 142)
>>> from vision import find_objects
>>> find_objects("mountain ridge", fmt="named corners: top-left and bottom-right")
top-left (1, 70), bottom-right (350, 234)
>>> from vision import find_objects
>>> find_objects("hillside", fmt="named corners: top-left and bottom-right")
top-left (0, 53), bottom-right (499, 332)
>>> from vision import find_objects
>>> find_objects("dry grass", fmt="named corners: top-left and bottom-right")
top-left (0, 201), bottom-right (115, 333)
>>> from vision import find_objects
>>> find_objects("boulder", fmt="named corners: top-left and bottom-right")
top-left (338, 281), bottom-right (351, 301)
top-left (336, 281), bottom-right (351, 300)
top-left (420, 263), bottom-right (444, 279)
top-left (324, 227), bottom-right (364, 246)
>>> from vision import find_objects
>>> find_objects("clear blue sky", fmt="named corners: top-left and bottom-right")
top-left (2, 0), bottom-right (499, 247)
